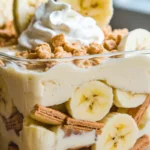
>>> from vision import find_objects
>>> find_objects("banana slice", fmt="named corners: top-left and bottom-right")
top-left (118, 29), bottom-right (150, 51)
top-left (93, 113), bottom-right (138, 150)
top-left (114, 89), bottom-right (147, 108)
top-left (57, 0), bottom-right (113, 28)
top-left (13, 0), bottom-right (48, 34)
top-left (66, 81), bottom-right (113, 122)
top-left (138, 106), bottom-right (150, 138)
top-left (21, 117), bottom-right (56, 150)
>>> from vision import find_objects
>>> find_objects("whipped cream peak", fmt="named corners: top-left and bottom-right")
top-left (18, 0), bottom-right (104, 49)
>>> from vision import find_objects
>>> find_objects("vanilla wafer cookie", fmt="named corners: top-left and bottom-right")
top-left (128, 95), bottom-right (150, 125)
top-left (130, 135), bottom-right (150, 150)
top-left (2, 111), bottom-right (23, 135)
top-left (30, 104), bottom-right (67, 125)
top-left (65, 117), bottom-right (104, 134)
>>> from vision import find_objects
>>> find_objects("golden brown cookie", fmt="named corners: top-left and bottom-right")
top-left (2, 111), bottom-right (23, 135)
top-left (128, 95), bottom-right (150, 125)
top-left (30, 104), bottom-right (67, 125)
top-left (131, 135), bottom-right (150, 150)
top-left (64, 117), bottom-right (104, 135)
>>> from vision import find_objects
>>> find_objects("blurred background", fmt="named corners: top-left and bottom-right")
top-left (111, 0), bottom-right (150, 30)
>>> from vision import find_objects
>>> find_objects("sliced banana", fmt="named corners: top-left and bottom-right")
top-left (21, 117), bottom-right (56, 150)
top-left (138, 106), bottom-right (150, 138)
top-left (13, 0), bottom-right (48, 34)
top-left (57, 0), bottom-right (113, 28)
top-left (51, 126), bottom-right (95, 150)
top-left (66, 80), bottom-right (113, 122)
top-left (114, 89), bottom-right (147, 108)
top-left (92, 113), bottom-right (139, 150)
top-left (118, 29), bottom-right (150, 51)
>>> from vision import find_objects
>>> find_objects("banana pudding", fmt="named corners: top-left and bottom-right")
top-left (0, 0), bottom-right (150, 150)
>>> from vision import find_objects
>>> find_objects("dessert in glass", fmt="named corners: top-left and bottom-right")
top-left (0, 0), bottom-right (150, 150)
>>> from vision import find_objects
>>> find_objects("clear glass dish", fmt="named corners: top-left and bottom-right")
top-left (0, 49), bottom-right (150, 150)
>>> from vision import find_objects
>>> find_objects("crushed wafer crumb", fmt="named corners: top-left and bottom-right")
top-left (103, 26), bottom-right (128, 45)
top-left (113, 28), bottom-right (128, 37)
top-left (51, 34), bottom-right (65, 48)
top-left (103, 25), bottom-right (112, 38)
top-left (17, 43), bottom-right (52, 59)
top-left (104, 39), bottom-right (117, 51)
top-left (16, 51), bottom-right (29, 58)
top-left (73, 58), bottom-right (101, 68)
top-left (0, 60), bottom-right (4, 67)
top-left (87, 43), bottom-right (104, 54)
top-left (26, 63), bottom-right (46, 70)
top-left (111, 29), bottom-right (128, 44)
top-left (27, 53), bottom-right (38, 59)
top-left (64, 42), bottom-right (82, 53)
top-left (90, 58), bottom-right (101, 66)
top-left (109, 34), bottom-right (122, 45)
top-left (44, 61), bottom-right (58, 71)
top-left (0, 21), bottom-right (17, 47)
top-left (73, 59), bottom-right (87, 68)
top-left (35, 43), bottom-right (51, 59)
top-left (54, 46), bottom-right (64, 53)
top-left (15, 26), bottom-right (129, 70)
top-left (54, 51), bottom-right (72, 58)
top-left (73, 49), bottom-right (87, 56)
top-left (0, 21), bottom-right (16, 38)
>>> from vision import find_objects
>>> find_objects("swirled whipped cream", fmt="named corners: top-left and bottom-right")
top-left (18, 0), bottom-right (104, 49)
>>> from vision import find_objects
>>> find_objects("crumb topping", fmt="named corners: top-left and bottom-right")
top-left (87, 43), bottom-right (104, 54)
top-left (51, 34), bottom-right (66, 48)
top-left (0, 21), bottom-right (17, 47)
top-left (15, 25), bottom-right (129, 70)
top-left (35, 43), bottom-right (51, 59)
top-left (104, 39), bottom-right (117, 51)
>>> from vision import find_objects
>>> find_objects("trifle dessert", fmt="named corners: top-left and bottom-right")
top-left (0, 0), bottom-right (150, 150)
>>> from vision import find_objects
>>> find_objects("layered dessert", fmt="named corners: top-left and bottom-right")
top-left (0, 0), bottom-right (150, 150)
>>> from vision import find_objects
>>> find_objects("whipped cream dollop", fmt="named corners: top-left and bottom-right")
top-left (18, 0), bottom-right (104, 49)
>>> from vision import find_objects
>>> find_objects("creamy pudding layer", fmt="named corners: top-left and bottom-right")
top-left (0, 55), bottom-right (149, 117)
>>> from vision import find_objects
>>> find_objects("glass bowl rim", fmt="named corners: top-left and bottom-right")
top-left (0, 50), bottom-right (150, 63)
